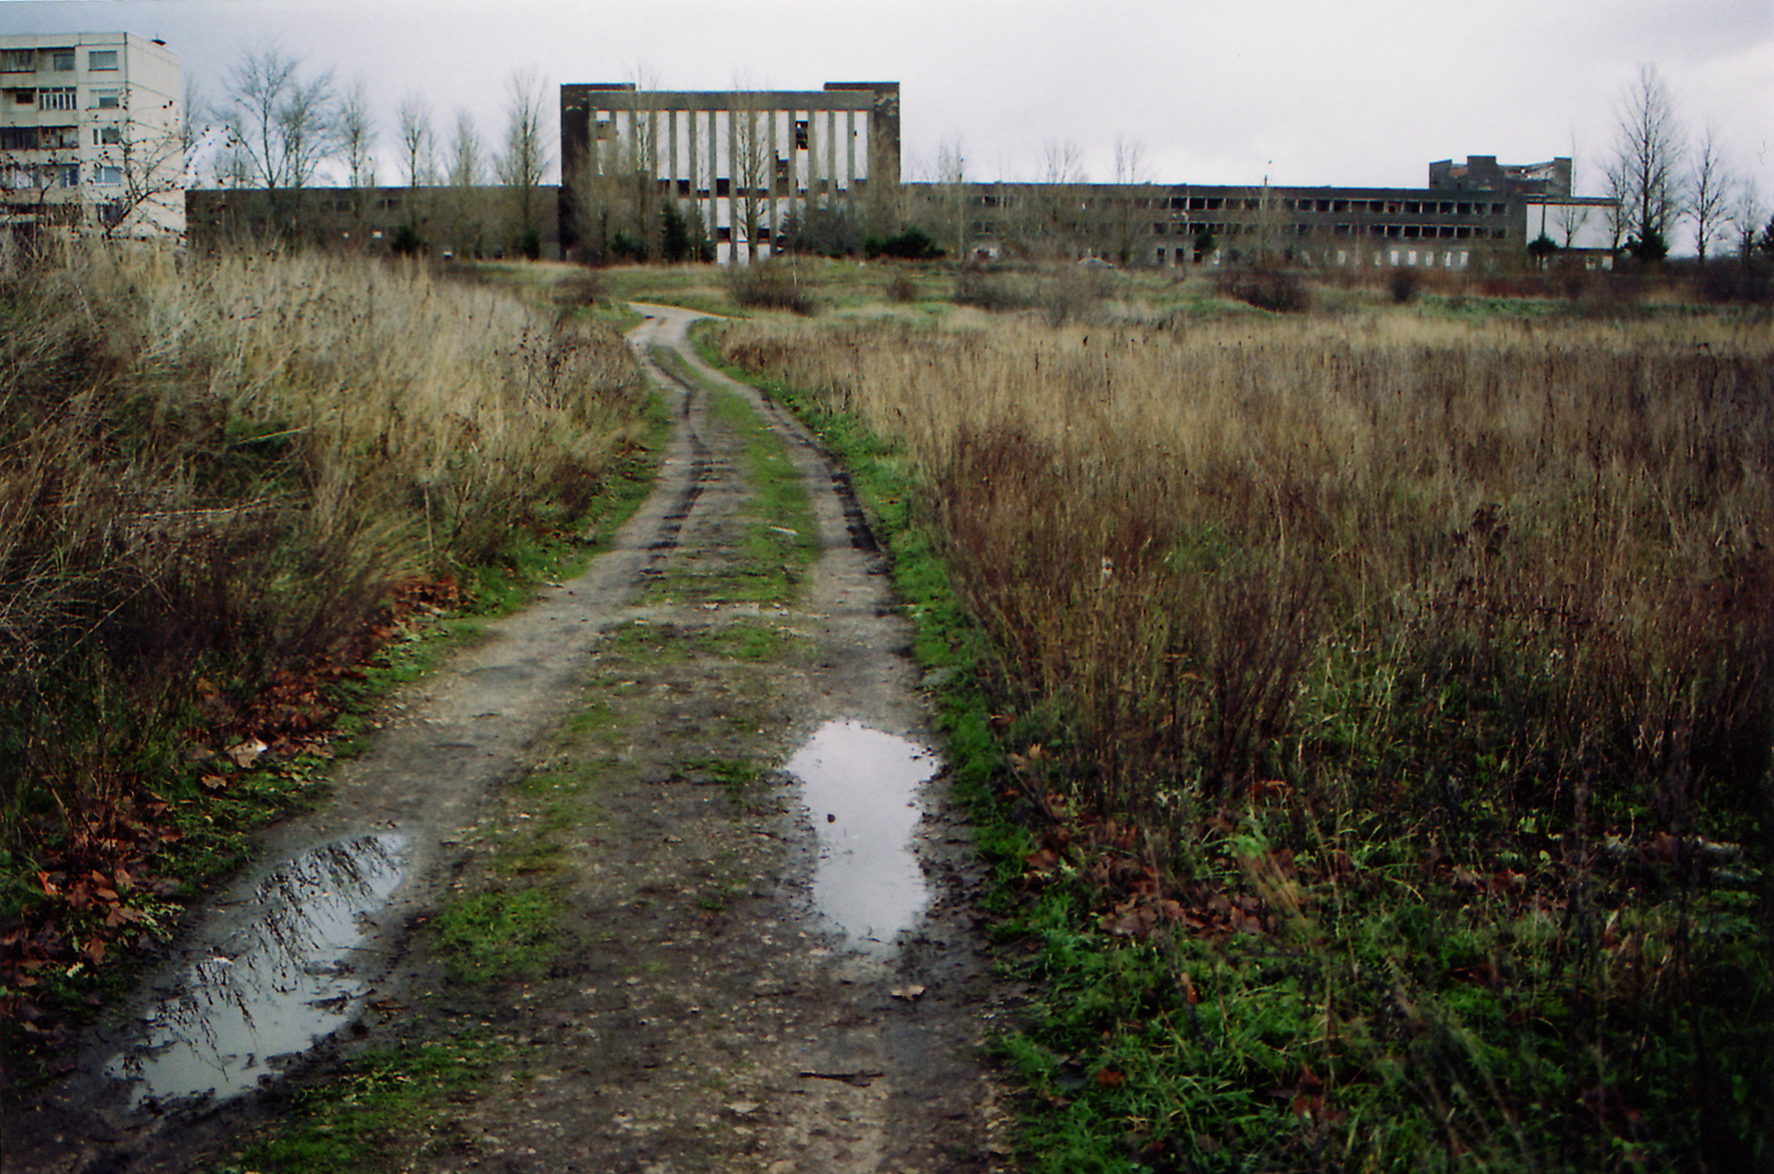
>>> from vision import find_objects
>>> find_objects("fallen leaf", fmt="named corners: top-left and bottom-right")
top-left (225, 739), bottom-right (267, 768)
top-left (890, 984), bottom-right (927, 1001)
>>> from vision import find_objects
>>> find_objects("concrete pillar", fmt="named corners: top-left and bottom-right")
top-left (825, 109), bottom-right (837, 202)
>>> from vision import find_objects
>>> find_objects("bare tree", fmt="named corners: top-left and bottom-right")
top-left (339, 76), bottom-right (377, 244)
top-left (624, 64), bottom-right (665, 260)
top-left (729, 85), bottom-right (773, 264)
top-left (496, 69), bottom-right (552, 257)
top-left (1552, 131), bottom-right (1592, 248)
top-left (1611, 64), bottom-right (1685, 261)
top-left (442, 109), bottom-right (485, 257)
top-left (1689, 122), bottom-right (1735, 265)
top-left (1109, 134), bottom-right (1153, 265)
top-left (563, 112), bottom-right (630, 262)
top-left (215, 44), bottom-right (340, 236)
top-left (397, 90), bottom-right (435, 188)
top-left (1731, 178), bottom-right (1766, 261)
top-left (1030, 138), bottom-right (1086, 258)
top-left (91, 86), bottom-right (195, 240)
top-left (923, 136), bottom-right (968, 261)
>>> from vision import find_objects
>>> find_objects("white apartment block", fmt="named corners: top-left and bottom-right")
top-left (0, 32), bottom-right (184, 241)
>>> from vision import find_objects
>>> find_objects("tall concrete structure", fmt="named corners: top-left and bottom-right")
top-left (0, 32), bottom-right (184, 242)
top-left (560, 81), bottom-right (899, 264)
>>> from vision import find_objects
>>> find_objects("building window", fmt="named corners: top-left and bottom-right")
top-left (96, 165), bottom-right (122, 186)
top-left (0, 48), bottom-right (34, 72)
top-left (94, 89), bottom-right (120, 109)
top-left (60, 164), bottom-right (79, 187)
top-left (96, 125), bottom-right (122, 145)
top-left (87, 49), bottom-right (120, 71)
top-left (50, 49), bottom-right (74, 71)
top-left (44, 126), bottom-right (78, 148)
top-left (38, 87), bottom-right (76, 111)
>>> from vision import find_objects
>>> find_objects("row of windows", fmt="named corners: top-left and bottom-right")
top-left (0, 47), bottom-right (119, 72)
top-left (0, 162), bottom-right (124, 188)
top-left (5, 86), bottom-right (120, 111)
top-left (1148, 220), bottom-right (1506, 241)
top-left (973, 192), bottom-right (1511, 219)
top-left (1155, 246), bottom-right (1478, 269)
top-left (0, 123), bottom-right (124, 150)
top-left (0, 199), bottom-right (128, 225)
top-left (1166, 195), bottom-right (1506, 217)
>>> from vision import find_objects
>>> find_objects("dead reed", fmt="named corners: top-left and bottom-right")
top-left (722, 311), bottom-right (1774, 850)
top-left (0, 243), bottom-right (645, 843)
top-left (720, 306), bottom-right (1774, 1163)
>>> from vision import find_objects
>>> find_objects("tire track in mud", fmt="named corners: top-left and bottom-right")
top-left (5, 305), bottom-right (1007, 1173)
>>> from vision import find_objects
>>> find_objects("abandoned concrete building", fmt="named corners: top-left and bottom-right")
top-left (162, 64), bottom-right (1614, 271)
top-left (558, 81), bottom-right (900, 264)
top-left (901, 156), bottom-right (1617, 271)
top-left (561, 79), bottom-right (1612, 271)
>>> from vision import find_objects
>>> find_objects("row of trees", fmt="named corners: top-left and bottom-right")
top-left (1606, 64), bottom-right (1767, 264)
top-left (208, 46), bottom-right (553, 257)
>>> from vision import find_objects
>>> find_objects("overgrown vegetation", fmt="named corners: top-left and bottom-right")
top-left (723, 260), bottom-right (817, 315)
top-left (715, 299), bottom-right (1774, 1171)
top-left (0, 243), bottom-right (653, 1069)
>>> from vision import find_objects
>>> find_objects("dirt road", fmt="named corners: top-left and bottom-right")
top-left (6, 306), bottom-right (1007, 1173)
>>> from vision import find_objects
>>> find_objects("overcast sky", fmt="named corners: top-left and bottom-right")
top-left (3, 0), bottom-right (1770, 242)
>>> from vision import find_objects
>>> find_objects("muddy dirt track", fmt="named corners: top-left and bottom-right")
top-left (4, 305), bottom-right (1011, 1173)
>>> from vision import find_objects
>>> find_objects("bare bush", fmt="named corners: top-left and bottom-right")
top-left (1214, 267), bottom-right (1311, 312)
top-left (725, 262), bottom-right (816, 315)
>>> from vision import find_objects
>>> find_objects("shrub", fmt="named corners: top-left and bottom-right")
top-left (725, 262), bottom-right (816, 315)
top-left (390, 222), bottom-right (425, 256)
top-left (865, 227), bottom-right (943, 261)
top-left (885, 274), bottom-right (918, 303)
top-left (953, 268), bottom-right (1033, 313)
top-left (1214, 267), bottom-right (1311, 313)
top-left (1697, 259), bottom-right (1773, 304)
top-left (553, 269), bottom-right (607, 309)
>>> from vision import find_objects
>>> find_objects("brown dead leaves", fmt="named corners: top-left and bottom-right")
top-left (1009, 753), bottom-right (1278, 945)
top-left (1, 574), bottom-right (463, 1051)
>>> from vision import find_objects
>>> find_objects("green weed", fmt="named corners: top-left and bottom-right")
top-left (431, 887), bottom-right (562, 984)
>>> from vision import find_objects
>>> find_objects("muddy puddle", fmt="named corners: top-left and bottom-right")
top-left (786, 720), bottom-right (939, 951)
top-left (103, 832), bottom-right (409, 1108)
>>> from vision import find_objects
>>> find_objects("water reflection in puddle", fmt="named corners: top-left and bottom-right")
top-left (786, 721), bottom-right (937, 950)
top-left (106, 832), bottom-right (408, 1106)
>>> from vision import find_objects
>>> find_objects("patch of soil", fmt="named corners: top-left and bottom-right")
top-left (2, 306), bottom-right (1011, 1173)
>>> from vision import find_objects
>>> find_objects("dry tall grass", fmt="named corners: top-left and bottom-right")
top-left (0, 244), bottom-right (644, 840)
top-left (722, 311), bottom-right (1774, 848)
top-left (721, 307), bottom-right (1774, 1163)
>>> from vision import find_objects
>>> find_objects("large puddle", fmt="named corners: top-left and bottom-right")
top-left (104, 832), bottom-right (408, 1107)
top-left (785, 721), bottom-right (938, 951)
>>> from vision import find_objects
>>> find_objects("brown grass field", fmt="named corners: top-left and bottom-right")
top-left (714, 278), bottom-right (1774, 1170)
